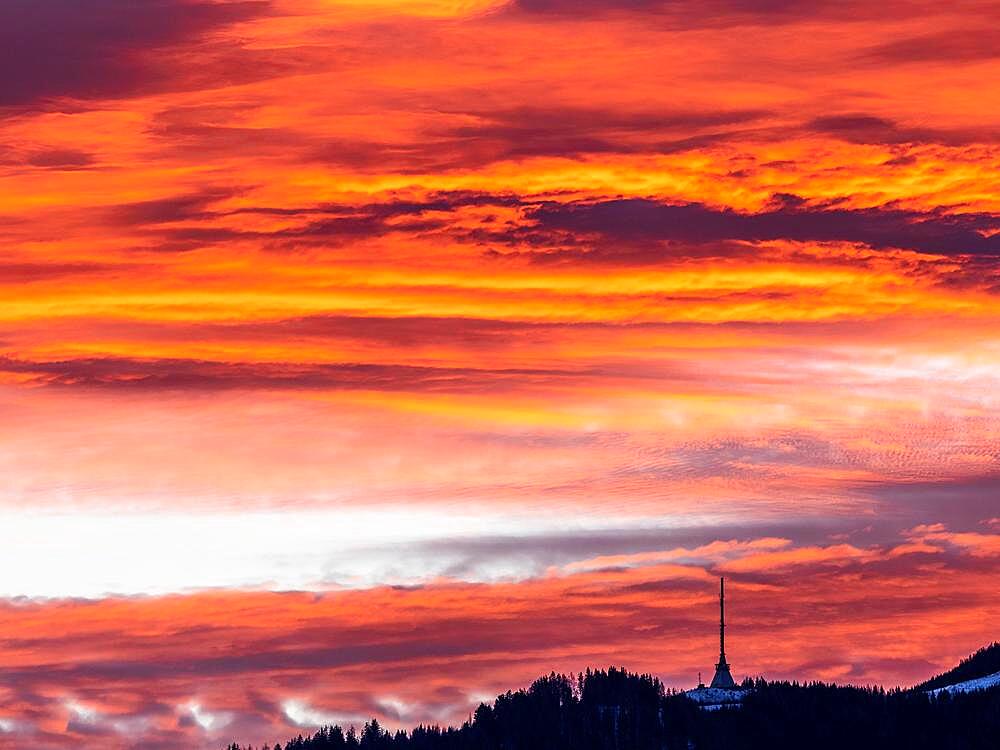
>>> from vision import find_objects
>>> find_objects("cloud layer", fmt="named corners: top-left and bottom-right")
top-left (0, 0), bottom-right (999, 748)
top-left (1, 531), bottom-right (998, 749)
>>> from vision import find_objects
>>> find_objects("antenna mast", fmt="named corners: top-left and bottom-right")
top-left (709, 576), bottom-right (737, 689)
top-left (719, 576), bottom-right (726, 663)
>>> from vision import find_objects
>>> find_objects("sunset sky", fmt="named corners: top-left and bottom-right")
top-left (2, 0), bottom-right (1000, 747)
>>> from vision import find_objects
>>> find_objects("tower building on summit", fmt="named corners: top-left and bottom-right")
top-left (709, 577), bottom-right (737, 689)
top-left (686, 577), bottom-right (744, 706)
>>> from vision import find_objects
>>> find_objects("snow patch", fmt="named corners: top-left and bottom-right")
top-left (927, 670), bottom-right (1000, 696)
top-left (683, 687), bottom-right (746, 708)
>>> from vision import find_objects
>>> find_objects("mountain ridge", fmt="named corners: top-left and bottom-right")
top-left (226, 644), bottom-right (1000, 750)
top-left (914, 642), bottom-right (1000, 692)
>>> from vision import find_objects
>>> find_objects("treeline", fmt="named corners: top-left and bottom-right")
top-left (707, 678), bottom-right (1000, 750)
top-left (226, 666), bottom-right (1000, 750)
top-left (915, 641), bottom-right (1000, 691)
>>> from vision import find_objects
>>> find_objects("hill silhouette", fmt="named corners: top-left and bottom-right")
top-left (226, 648), bottom-right (1000, 750)
top-left (915, 642), bottom-right (1000, 691)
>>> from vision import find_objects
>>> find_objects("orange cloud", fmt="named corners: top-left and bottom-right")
top-left (1, 0), bottom-right (998, 747)
top-left (905, 524), bottom-right (1000, 558)
top-left (1, 533), bottom-right (999, 748)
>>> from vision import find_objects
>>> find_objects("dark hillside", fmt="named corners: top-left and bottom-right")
top-left (225, 648), bottom-right (1000, 750)
top-left (915, 642), bottom-right (1000, 691)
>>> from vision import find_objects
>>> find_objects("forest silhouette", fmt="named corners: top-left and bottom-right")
top-left (226, 645), bottom-right (1000, 750)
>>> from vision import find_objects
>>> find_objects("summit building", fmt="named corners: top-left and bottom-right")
top-left (686, 577), bottom-right (744, 708)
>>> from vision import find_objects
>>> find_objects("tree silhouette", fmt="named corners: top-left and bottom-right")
top-left (225, 664), bottom-right (1000, 750)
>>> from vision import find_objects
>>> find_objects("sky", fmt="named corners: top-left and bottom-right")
top-left (1, 0), bottom-right (999, 747)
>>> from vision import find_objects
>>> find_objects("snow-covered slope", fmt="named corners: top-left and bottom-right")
top-left (684, 687), bottom-right (745, 707)
top-left (927, 670), bottom-right (1000, 696)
